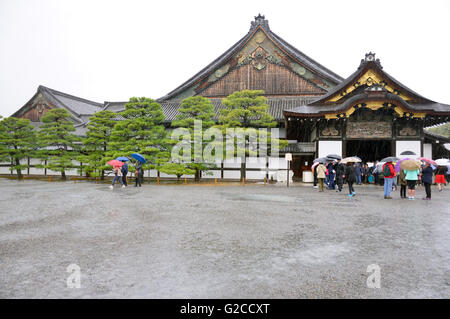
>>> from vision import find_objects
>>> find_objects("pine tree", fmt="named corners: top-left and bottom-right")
top-left (159, 162), bottom-right (195, 181)
top-left (219, 90), bottom-right (287, 180)
top-left (37, 108), bottom-right (81, 180)
top-left (219, 90), bottom-right (277, 128)
top-left (0, 117), bottom-right (36, 180)
top-left (171, 96), bottom-right (216, 181)
top-left (108, 97), bottom-right (171, 177)
top-left (82, 110), bottom-right (117, 179)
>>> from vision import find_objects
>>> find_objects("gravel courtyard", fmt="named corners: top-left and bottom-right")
top-left (0, 178), bottom-right (449, 298)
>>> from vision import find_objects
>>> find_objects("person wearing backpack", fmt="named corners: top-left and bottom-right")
top-left (382, 161), bottom-right (395, 199)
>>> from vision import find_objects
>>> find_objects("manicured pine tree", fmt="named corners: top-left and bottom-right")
top-left (0, 117), bottom-right (37, 180)
top-left (37, 108), bottom-right (81, 180)
top-left (159, 162), bottom-right (195, 181)
top-left (219, 90), bottom-right (288, 180)
top-left (170, 96), bottom-right (216, 181)
top-left (108, 97), bottom-right (171, 177)
top-left (82, 110), bottom-right (117, 179)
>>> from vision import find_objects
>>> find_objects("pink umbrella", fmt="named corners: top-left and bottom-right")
top-left (107, 160), bottom-right (124, 167)
top-left (417, 157), bottom-right (437, 166)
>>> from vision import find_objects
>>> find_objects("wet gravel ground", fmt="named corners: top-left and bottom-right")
top-left (0, 179), bottom-right (449, 298)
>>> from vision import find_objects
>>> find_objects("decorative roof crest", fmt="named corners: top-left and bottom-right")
top-left (359, 52), bottom-right (383, 69)
top-left (250, 14), bottom-right (270, 31)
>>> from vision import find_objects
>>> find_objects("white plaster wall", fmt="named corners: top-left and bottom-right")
top-left (246, 157), bottom-right (266, 168)
top-left (245, 170), bottom-right (267, 180)
top-left (223, 170), bottom-right (241, 179)
top-left (423, 143), bottom-right (432, 159)
top-left (396, 140), bottom-right (421, 157)
top-left (269, 157), bottom-right (287, 169)
top-left (318, 140), bottom-right (342, 158)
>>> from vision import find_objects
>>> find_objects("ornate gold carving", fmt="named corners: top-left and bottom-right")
top-left (214, 64), bottom-right (229, 79)
top-left (250, 46), bottom-right (268, 71)
top-left (254, 31), bottom-right (266, 44)
top-left (346, 121), bottom-right (392, 138)
top-left (399, 127), bottom-right (417, 136)
top-left (325, 102), bottom-right (425, 120)
top-left (321, 127), bottom-right (339, 136)
top-left (290, 63), bottom-right (306, 76)
top-left (328, 69), bottom-right (412, 102)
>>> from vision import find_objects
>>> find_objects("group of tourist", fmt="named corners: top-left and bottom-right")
top-left (313, 159), bottom-right (449, 200)
top-left (109, 160), bottom-right (144, 189)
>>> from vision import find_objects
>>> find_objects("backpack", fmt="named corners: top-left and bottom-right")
top-left (383, 164), bottom-right (391, 177)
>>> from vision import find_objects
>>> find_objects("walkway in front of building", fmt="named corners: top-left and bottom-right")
top-left (0, 179), bottom-right (449, 298)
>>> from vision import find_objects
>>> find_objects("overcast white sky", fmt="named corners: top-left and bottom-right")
top-left (1, 0), bottom-right (449, 117)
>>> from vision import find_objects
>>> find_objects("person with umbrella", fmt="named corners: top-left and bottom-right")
top-left (335, 159), bottom-right (345, 192)
top-left (131, 153), bottom-right (146, 187)
top-left (382, 159), bottom-right (396, 199)
top-left (316, 162), bottom-right (327, 192)
top-left (434, 158), bottom-right (450, 192)
top-left (116, 157), bottom-right (129, 187)
top-left (435, 165), bottom-right (447, 192)
top-left (108, 161), bottom-right (124, 189)
top-left (401, 160), bottom-right (421, 200)
top-left (421, 162), bottom-right (434, 200)
top-left (326, 160), bottom-right (336, 190)
top-left (343, 162), bottom-right (356, 197)
top-left (134, 160), bottom-right (143, 187)
top-left (398, 168), bottom-right (407, 199)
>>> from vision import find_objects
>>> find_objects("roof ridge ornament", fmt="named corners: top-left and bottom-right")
top-left (359, 52), bottom-right (383, 69)
top-left (250, 14), bottom-right (270, 31)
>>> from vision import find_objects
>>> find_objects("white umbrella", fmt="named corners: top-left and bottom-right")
top-left (341, 156), bottom-right (362, 164)
top-left (435, 158), bottom-right (450, 166)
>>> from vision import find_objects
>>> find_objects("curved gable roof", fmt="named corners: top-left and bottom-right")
top-left (158, 15), bottom-right (343, 102)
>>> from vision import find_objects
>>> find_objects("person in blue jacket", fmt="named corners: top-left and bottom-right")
top-left (355, 163), bottom-right (362, 185)
top-left (421, 163), bottom-right (434, 200)
top-left (121, 161), bottom-right (128, 187)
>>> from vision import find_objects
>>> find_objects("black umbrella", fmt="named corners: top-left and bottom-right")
top-left (313, 157), bottom-right (328, 164)
top-left (400, 151), bottom-right (416, 155)
top-left (381, 156), bottom-right (399, 162)
top-left (326, 154), bottom-right (342, 160)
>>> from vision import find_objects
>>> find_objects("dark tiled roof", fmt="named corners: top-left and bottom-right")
top-left (103, 97), bottom-right (316, 121)
top-left (424, 130), bottom-right (450, 142)
top-left (158, 17), bottom-right (343, 102)
top-left (39, 86), bottom-right (102, 116)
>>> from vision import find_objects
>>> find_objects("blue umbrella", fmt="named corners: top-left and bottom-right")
top-left (116, 156), bottom-right (130, 162)
top-left (131, 153), bottom-right (146, 163)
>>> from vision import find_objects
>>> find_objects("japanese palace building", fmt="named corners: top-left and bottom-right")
top-left (11, 15), bottom-right (450, 180)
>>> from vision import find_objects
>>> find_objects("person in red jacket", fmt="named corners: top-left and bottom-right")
top-left (382, 161), bottom-right (396, 199)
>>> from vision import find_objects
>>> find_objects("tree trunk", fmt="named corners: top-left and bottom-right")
top-left (195, 169), bottom-right (201, 182)
top-left (61, 170), bottom-right (66, 180)
top-left (240, 160), bottom-right (246, 181)
top-left (14, 158), bottom-right (22, 180)
top-left (101, 170), bottom-right (105, 180)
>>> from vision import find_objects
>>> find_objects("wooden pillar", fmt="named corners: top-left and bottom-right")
top-left (221, 162), bottom-right (224, 180)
